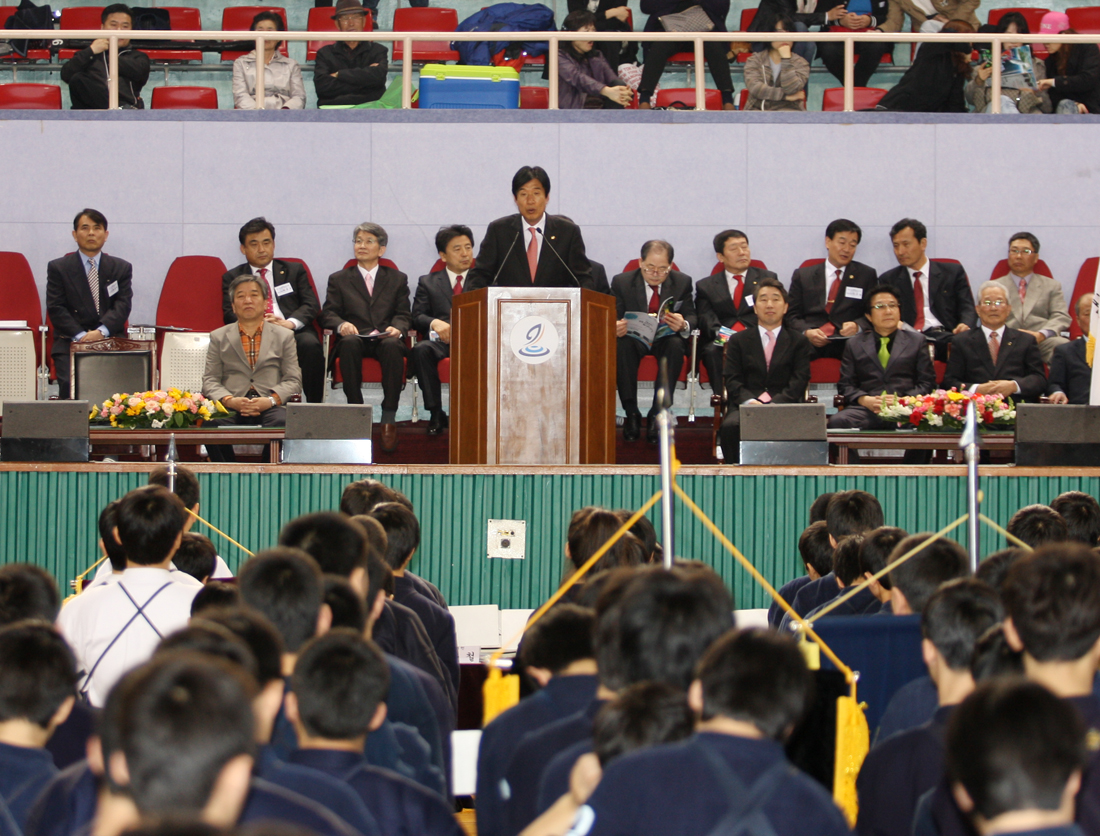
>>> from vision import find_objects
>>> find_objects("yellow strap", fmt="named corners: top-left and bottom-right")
top-left (185, 508), bottom-right (255, 558)
top-left (979, 513), bottom-right (1034, 552)
top-left (73, 554), bottom-right (108, 582)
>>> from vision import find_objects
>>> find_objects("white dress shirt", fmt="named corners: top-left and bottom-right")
top-left (250, 263), bottom-right (304, 331)
top-left (758, 323), bottom-right (782, 347)
top-left (446, 268), bottom-right (467, 291)
top-left (90, 555), bottom-right (233, 587)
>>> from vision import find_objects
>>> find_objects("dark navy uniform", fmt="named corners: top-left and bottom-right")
top-left (806, 586), bottom-right (882, 620)
top-left (393, 574), bottom-right (460, 698)
top-left (875, 676), bottom-right (939, 744)
top-left (768, 575), bottom-right (813, 628)
top-left (374, 600), bottom-right (457, 712)
top-left (0, 740), bottom-right (59, 831)
top-left (23, 760), bottom-right (96, 836)
top-left (779, 573), bottom-right (840, 632)
top-left (45, 702), bottom-right (96, 771)
top-left (537, 738), bottom-right (591, 815)
top-left (242, 775), bottom-right (375, 836)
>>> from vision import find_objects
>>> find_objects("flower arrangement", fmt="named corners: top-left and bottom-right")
top-left (877, 388), bottom-right (1016, 431)
top-left (89, 388), bottom-right (226, 429)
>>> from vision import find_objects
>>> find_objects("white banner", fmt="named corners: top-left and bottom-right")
top-left (1090, 261), bottom-right (1100, 404)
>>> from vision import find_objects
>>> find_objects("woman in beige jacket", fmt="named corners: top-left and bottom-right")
top-left (742, 16), bottom-right (810, 110)
top-left (232, 11), bottom-right (306, 109)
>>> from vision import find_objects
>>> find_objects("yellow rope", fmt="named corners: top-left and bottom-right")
top-left (73, 554), bottom-right (108, 582)
top-left (979, 513), bottom-right (1035, 552)
top-left (185, 508), bottom-right (254, 558)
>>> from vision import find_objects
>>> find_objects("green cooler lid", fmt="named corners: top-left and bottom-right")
top-left (420, 63), bottom-right (520, 82)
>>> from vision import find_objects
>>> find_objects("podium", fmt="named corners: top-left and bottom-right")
top-left (450, 287), bottom-right (616, 465)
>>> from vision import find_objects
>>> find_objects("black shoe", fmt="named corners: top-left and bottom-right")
top-left (427, 411), bottom-right (449, 435)
top-left (646, 416), bottom-right (659, 444)
top-left (623, 412), bottom-right (642, 441)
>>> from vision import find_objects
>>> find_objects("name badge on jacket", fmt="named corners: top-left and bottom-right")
top-left (106, 281), bottom-right (119, 297)
top-left (844, 285), bottom-right (862, 299)
top-left (275, 283), bottom-right (293, 297)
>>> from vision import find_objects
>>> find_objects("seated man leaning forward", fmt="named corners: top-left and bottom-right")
top-left (828, 283), bottom-right (936, 430)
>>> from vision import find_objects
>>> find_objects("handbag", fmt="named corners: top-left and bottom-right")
top-left (659, 5), bottom-right (714, 32)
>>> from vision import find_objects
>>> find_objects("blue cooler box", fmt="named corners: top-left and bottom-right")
top-left (418, 63), bottom-right (520, 109)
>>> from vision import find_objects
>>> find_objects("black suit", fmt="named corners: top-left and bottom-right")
top-left (718, 326), bottom-right (812, 462)
top-left (465, 214), bottom-right (592, 291)
top-left (321, 264), bottom-right (411, 412)
top-left (829, 328), bottom-right (936, 429)
top-left (589, 259), bottom-right (611, 295)
top-left (942, 326), bottom-right (1047, 402)
top-left (223, 260), bottom-right (325, 403)
top-left (695, 266), bottom-right (778, 391)
top-left (611, 269), bottom-right (697, 415)
top-left (787, 260), bottom-right (877, 359)
top-left (878, 261), bottom-right (976, 358)
top-left (410, 269), bottom-right (461, 415)
top-left (46, 251), bottom-right (133, 398)
top-left (1048, 337), bottom-right (1092, 404)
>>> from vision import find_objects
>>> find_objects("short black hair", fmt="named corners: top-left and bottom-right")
top-left (324, 575), bottom-right (367, 632)
top-left (996, 11), bottom-right (1029, 32)
top-left (976, 548), bottom-right (1026, 591)
top-left (970, 625), bottom-right (1024, 682)
top-left (99, 499), bottom-right (127, 572)
top-left (825, 218), bottom-right (861, 242)
top-left (713, 229), bottom-right (749, 254)
top-left (238, 548), bottom-right (324, 653)
top-left (754, 277), bottom-right (788, 304)
top-left (156, 622), bottom-right (259, 682)
top-left (340, 478), bottom-right (411, 517)
top-left (888, 534), bottom-right (970, 614)
top-left (1002, 543), bottom-right (1100, 662)
top-left (0, 565), bottom-right (60, 624)
top-left (859, 526), bottom-right (909, 590)
top-left (511, 165), bottom-right (551, 197)
top-left (809, 492), bottom-right (835, 524)
top-left (592, 681), bottom-right (694, 767)
top-left (1007, 505), bottom-right (1069, 548)
top-left (798, 521), bottom-right (834, 578)
top-left (368, 503), bottom-right (420, 571)
top-left (640, 239), bottom-right (674, 264)
top-left (351, 514), bottom-right (388, 561)
top-left (172, 533), bottom-right (217, 583)
top-left (946, 679), bottom-right (1085, 821)
top-left (519, 603), bottom-right (594, 672)
top-left (832, 535), bottom-right (865, 587)
top-left (74, 208), bottom-right (108, 231)
top-left (1050, 492), bottom-right (1100, 546)
top-left (866, 283), bottom-right (901, 314)
top-left (1008, 232), bottom-right (1040, 253)
top-left (922, 579), bottom-right (1004, 670)
top-left (100, 3), bottom-right (132, 23)
top-left (889, 218), bottom-right (927, 242)
top-left (825, 490), bottom-right (884, 540)
top-left (562, 9), bottom-right (596, 30)
top-left (279, 512), bottom-right (369, 579)
top-left (148, 465), bottom-right (200, 512)
top-left (618, 511), bottom-right (658, 563)
top-left (435, 225), bottom-right (474, 255)
top-left (0, 622), bottom-right (76, 727)
top-left (190, 582), bottom-right (240, 616)
top-left (363, 552), bottom-right (393, 604)
top-left (116, 486), bottom-right (186, 566)
top-left (250, 10), bottom-right (284, 29)
top-left (292, 629), bottom-right (390, 740)
top-left (697, 629), bottom-right (813, 741)
top-left (238, 217), bottom-right (275, 245)
top-left (199, 606), bottom-right (284, 686)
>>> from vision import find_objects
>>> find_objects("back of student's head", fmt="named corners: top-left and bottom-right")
top-left (368, 502), bottom-right (421, 571)
top-left (832, 535), bottom-right (865, 586)
top-left (946, 679), bottom-right (1085, 823)
top-left (1001, 543), bottom-right (1100, 662)
top-left (148, 465), bottom-right (200, 512)
top-left (0, 621), bottom-right (77, 728)
top-left (970, 625), bottom-right (1024, 682)
top-left (292, 629), bottom-right (390, 740)
top-left (567, 507), bottom-right (645, 574)
top-left (520, 603), bottom-right (595, 673)
top-left (199, 606), bottom-right (284, 686)
top-left (350, 514), bottom-right (389, 563)
top-left (156, 622), bottom-right (259, 682)
top-left (190, 581), bottom-right (240, 616)
top-left (107, 653), bottom-right (256, 816)
top-left (809, 492), bottom-right (835, 524)
top-left (859, 527), bottom-right (908, 588)
top-left (325, 575), bottom-right (367, 632)
top-left (922, 579), bottom-right (1004, 670)
top-left (798, 521), bottom-right (834, 578)
top-left (888, 534), bottom-right (970, 614)
top-left (116, 486), bottom-right (186, 566)
top-left (825, 490), bottom-right (884, 539)
top-left (1050, 491), bottom-right (1100, 546)
top-left (1007, 504), bottom-right (1069, 548)
top-left (339, 478), bottom-right (411, 517)
top-left (592, 681), bottom-right (694, 767)
top-left (697, 629), bottom-right (813, 741)
top-left (279, 512), bottom-right (369, 579)
top-left (99, 499), bottom-right (127, 572)
top-left (616, 510), bottom-right (659, 563)
top-left (976, 548), bottom-right (1026, 592)
top-left (172, 533), bottom-right (217, 583)
top-left (238, 548), bottom-right (324, 653)
top-left (0, 564), bottom-right (60, 624)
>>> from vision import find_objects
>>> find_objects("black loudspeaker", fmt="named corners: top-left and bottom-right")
top-left (1, 401), bottom-right (91, 462)
top-left (282, 404), bottom-right (373, 464)
top-left (739, 403), bottom-right (828, 466)
top-left (1015, 404), bottom-right (1100, 466)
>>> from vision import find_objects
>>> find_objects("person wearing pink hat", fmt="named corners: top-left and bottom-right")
top-left (1036, 10), bottom-right (1100, 113)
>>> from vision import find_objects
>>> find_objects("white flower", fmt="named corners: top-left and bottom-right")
top-left (151, 419), bottom-right (166, 429)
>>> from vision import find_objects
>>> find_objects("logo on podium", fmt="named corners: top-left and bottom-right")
top-left (510, 316), bottom-right (559, 365)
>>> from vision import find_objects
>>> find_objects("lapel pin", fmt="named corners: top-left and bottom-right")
top-left (550, 236), bottom-right (556, 240)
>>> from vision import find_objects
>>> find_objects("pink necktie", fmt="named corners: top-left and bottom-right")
top-left (1018, 277), bottom-right (1028, 303)
top-left (365, 270), bottom-right (374, 297)
top-left (527, 228), bottom-right (538, 283)
top-left (913, 271), bottom-right (925, 331)
top-left (989, 330), bottom-right (1000, 364)
top-left (758, 330), bottom-right (775, 403)
top-left (260, 267), bottom-right (273, 316)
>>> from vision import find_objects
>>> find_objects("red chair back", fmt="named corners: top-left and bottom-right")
top-left (429, 258), bottom-right (475, 272)
top-left (810, 358), bottom-right (842, 384)
top-left (0, 82), bottom-right (61, 109)
top-left (141, 7), bottom-right (204, 61)
top-left (821, 86), bottom-right (887, 111)
top-left (307, 6), bottom-right (372, 60)
top-left (520, 86), bottom-right (548, 109)
top-left (155, 256), bottom-right (228, 332)
top-left (392, 7), bottom-right (459, 62)
top-left (738, 88), bottom-right (750, 110)
top-left (0, 252), bottom-right (44, 365)
top-left (734, 8), bottom-right (756, 62)
top-left (654, 87), bottom-right (723, 110)
top-left (151, 85), bottom-right (218, 109)
top-left (343, 257), bottom-right (400, 271)
top-left (220, 6), bottom-right (289, 61)
top-left (57, 7), bottom-right (103, 60)
top-left (0, 6), bottom-right (50, 59)
top-left (1068, 6), bottom-right (1100, 32)
top-left (1068, 257), bottom-right (1099, 340)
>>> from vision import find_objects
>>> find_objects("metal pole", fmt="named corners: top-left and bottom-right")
top-left (401, 37), bottom-right (413, 109)
top-left (167, 433), bottom-right (178, 490)
top-left (990, 36), bottom-right (1002, 114)
top-left (37, 325), bottom-right (48, 400)
top-left (108, 35), bottom-right (119, 109)
top-left (657, 358), bottom-right (675, 568)
top-left (687, 329), bottom-right (699, 422)
top-left (548, 37), bottom-right (559, 109)
top-left (254, 35), bottom-right (265, 108)
top-left (960, 396), bottom-right (980, 572)
top-left (693, 37), bottom-right (705, 110)
top-left (843, 35), bottom-right (854, 111)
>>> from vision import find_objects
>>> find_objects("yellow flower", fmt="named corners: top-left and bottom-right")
top-left (214, 400), bottom-right (229, 415)
top-left (947, 391), bottom-right (966, 401)
top-left (174, 403), bottom-right (188, 412)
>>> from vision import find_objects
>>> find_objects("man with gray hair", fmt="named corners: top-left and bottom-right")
top-left (321, 222), bottom-right (411, 453)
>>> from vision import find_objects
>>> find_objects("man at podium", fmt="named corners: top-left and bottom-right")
top-left (465, 166), bottom-right (593, 291)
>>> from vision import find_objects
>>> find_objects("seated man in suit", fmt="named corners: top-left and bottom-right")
top-left (717, 278), bottom-right (812, 463)
top-left (223, 218), bottom-right (324, 404)
top-left (788, 218), bottom-right (878, 359)
top-left (991, 232), bottom-right (1070, 364)
top-left (878, 218), bottom-right (976, 359)
top-left (322, 222), bottom-right (410, 454)
top-left (1049, 293), bottom-right (1094, 404)
top-left (410, 224), bottom-right (473, 435)
top-left (612, 240), bottom-right (696, 443)
top-left (465, 165), bottom-right (592, 291)
top-left (829, 284), bottom-right (936, 429)
top-left (46, 208), bottom-right (133, 398)
top-left (696, 229), bottom-right (779, 392)
top-left (943, 282), bottom-right (1047, 401)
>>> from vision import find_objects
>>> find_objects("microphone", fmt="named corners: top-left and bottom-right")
top-left (538, 227), bottom-right (582, 288)
top-left (490, 228), bottom-right (522, 287)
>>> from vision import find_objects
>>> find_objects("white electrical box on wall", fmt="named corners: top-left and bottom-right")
top-left (487, 519), bottom-right (526, 559)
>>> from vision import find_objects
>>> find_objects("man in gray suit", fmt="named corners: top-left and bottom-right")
top-left (991, 232), bottom-right (1071, 364)
top-left (829, 283), bottom-right (936, 430)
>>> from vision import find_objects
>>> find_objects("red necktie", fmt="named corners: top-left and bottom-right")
top-left (648, 286), bottom-right (661, 314)
top-left (730, 274), bottom-right (747, 332)
top-left (989, 330), bottom-right (1000, 364)
top-left (526, 228), bottom-right (538, 283)
top-left (913, 271), bottom-right (925, 331)
top-left (453, 274), bottom-right (463, 295)
top-left (825, 269), bottom-right (841, 314)
top-left (260, 267), bottom-right (273, 316)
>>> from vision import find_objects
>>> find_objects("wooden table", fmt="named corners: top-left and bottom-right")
top-left (827, 430), bottom-right (1015, 464)
top-left (89, 428), bottom-right (285, 463)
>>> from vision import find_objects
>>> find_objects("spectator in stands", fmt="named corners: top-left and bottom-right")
top-left (991, 232), bottom-right (1071, 364)
top-left (966, 15), bottom-right (1051, 113)
top-left (60, 4), bottom-right (150, 109)
top-left (887, 533), bottom-right (970, 615)
top-left (1049, 295), bottom-right (1094, 404)
top-left (612, 240), bottom-right (697, 443)
top-left (1007, 504), bottom-right (1069, 548)
top-left (741, 16), bottom-right (810, 111)
top-left (817, 0), bottom-right (898, 88)
top-left (858, 526), bottom-right (909, 612)
top-left (635, 0), bottom-right (735, 110)
top-left (1050, 491), bottom-right (1100, 546)
top-left (787, 219), bottom-right (877, 360)
top-left (1037, 11), bottom-right (1100, 114)
top-left (768, 520), bottom-right (833, 628)
top-left (717, 278), bottom-right (812, 462)
top-left (876, 19), bottom-right (974, 112)
top-left (557, 11), bottom-right (633, 109)
top-left (314, 0), bottom-right (389, 107)
top-left (882, 0), bottom-right (978, 36)
top-left (942, 282), bottom-right (1048, 401)
top-left (747, 0), bottom-right (841, 64)
top-left (233, 11), bottom-right (305, 110)
top-left (566, 0), bottom-right (634, 67)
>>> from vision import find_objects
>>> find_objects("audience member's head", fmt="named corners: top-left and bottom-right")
top-left (172, 533), bottom-right (217, 583)
top-left (567, 507), bottom-right (645, 575)
top-left (99, 499), bottom-right (127, 573)
top-left (350, 514), bottom-right (389, 564)
top-left (808, 492), bottom-right (835, 524)
top-left (1007, 505), bottom-right (1069, 548)
top-left (148, 465), bottom-right (201, 519)
top-left (156, 622), bottom-right (258, 682)
top-left (832, 535), bottom-right (866, 588)
top-left (888, 534), bottom-right (970, 615)
top-left (859, 526), bottom-right (908, 592)
top-left (0, 622), bottom-right (77, 732)
top-left (511, 165), bottom-right (551, 199)
top-left (190, 582), bottom-right (240, 616)
top-left (825, 490), bottom-right (884, 541)
top-left (324, 575), bottom-right (367, 632)
top-left (519, 603), bottom-right (595, 686)
top-left (616, 511), bottom-right (659, 564)
top-left (996, 10), bottom-right (1029, 33)
top-left (0, 564), bottom-right (60, 624)
top-left (116, 486), bottom-right (186, 567)
top-left (199, 607), bottom-right (284, 688)
top-left (339, 478), bottom-right (410, 517)
top-left (798, 521), bottom-right (834, 580)
top-left (238, 548), bottom-right (327, 654)
top-left (279, 512), bottom-right (369, 594)
top-left (975, 548), bottom-right (1025, 592)
top-left (921, 579), bottom-right (1004, 694)
top-left (1050, 491), bottom-right (1100, 546)
top-left (591, 681), bottom-right (694, 767)
top-left (368, 502), bottom-right (420, 572)
top-left (970, 625), bottom-right (1024, 683)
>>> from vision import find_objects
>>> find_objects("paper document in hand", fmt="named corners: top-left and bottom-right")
top-left (980, 45), bottom-right (1037, 88)
top-left (624, 312), bottom-right (658, 347)
top-left (359, 330), bottom-right (383, 339)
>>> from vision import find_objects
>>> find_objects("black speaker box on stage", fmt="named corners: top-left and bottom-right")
top-left (282, 404), bottom-right (373, 464)
top-left (1015, 404), bottom-right (1100, 466)
top-left (1, 401), bottom-right (91, 462)
top-left (739, 403), bottom-right (828, 466)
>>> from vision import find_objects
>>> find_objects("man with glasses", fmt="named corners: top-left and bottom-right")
top-left (828, 284), bottom-right (935, 430)
top-left (313, 0), bottom-right (388, 107)
top-left (991, 232), bottom-right (1071, 364)
top-left (943, 282), bottom-right (1046, 401)
top-left (612, 240), bottom-right (696, 442)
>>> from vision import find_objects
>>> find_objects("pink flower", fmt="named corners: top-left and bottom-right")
top-left (179, 398), bottom-right (193, 410)
top-left (162, 403), bottom-right (174, 416)
top-left (128, 397), bottom-right (143, 408)
top-left (189, 404), bottom-right (198, 414)
top-left (109, 405), bottom-right (123, 416)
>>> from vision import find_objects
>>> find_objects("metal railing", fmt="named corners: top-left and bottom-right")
top-left (4, 27), bottom-right (1098, 112)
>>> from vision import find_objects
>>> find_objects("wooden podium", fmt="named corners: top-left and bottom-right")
top-left (450, 287), bottom-right (616, 465)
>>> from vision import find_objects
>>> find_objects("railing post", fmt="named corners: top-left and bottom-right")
top-left (843, 34), bottom-right (854, 111)
top-left (401, 36), bottom-right (413, 108)
top-left (548, 33), bottom-right (559, 109)
top-left (108, 35), bottom-right (119, 109)
top-left (694, 37), bottom-right (705, 110)
top-left (254, 34), bottom-right (265, 108)
top-left (990, 36), bottom-right (1002, 114)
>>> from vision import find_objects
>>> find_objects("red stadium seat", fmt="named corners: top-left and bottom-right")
top-left (220, 6), bottom-right (289, 61)
top-left (57, 7), bottom-right (103, 60)
top-left (0, 82), bottom-right (61, 108)
top-left (141, 7), bottom-right (204, 61)
top-left (0, 6), bottom-right (51, 60)
top-left (392, 7), bottom-right (459, 63)
top-left (988, 8), bottom-right (1050, 56)
top-left (1068, 257), bottom-right (1098, 340)
top-left (1068, 6), bottom-right (1100, 32)
top-left (307, 6), bottom-right (372, 61)
top-left (810, 358), bottom-right (842, 384)
top-left (738, 88), bottom-right (750, 110)
top-left (654, 87), bottom-right (723, 109)
top-left (734, 8), bottom-right (756, 62)
top-left (155, 256), bottom-right (229, 332)
top-left (0, 252), bottom-right (45, 368)
top-left (519, 86), bottom-right (548, 109)
top-left (821, 86), bottom-right (887, 111)
top-left (150, 85), bottom-right (218, 109)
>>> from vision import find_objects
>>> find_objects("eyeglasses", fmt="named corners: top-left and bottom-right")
top-left (979, 300), bottom-right (1008, 307)
top-left (870, 302), bottom-right (899, 310)
top-left (1009, 248), bottom-right (1036, 256)
top-left (641, 266), bottom-right (670, 276)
